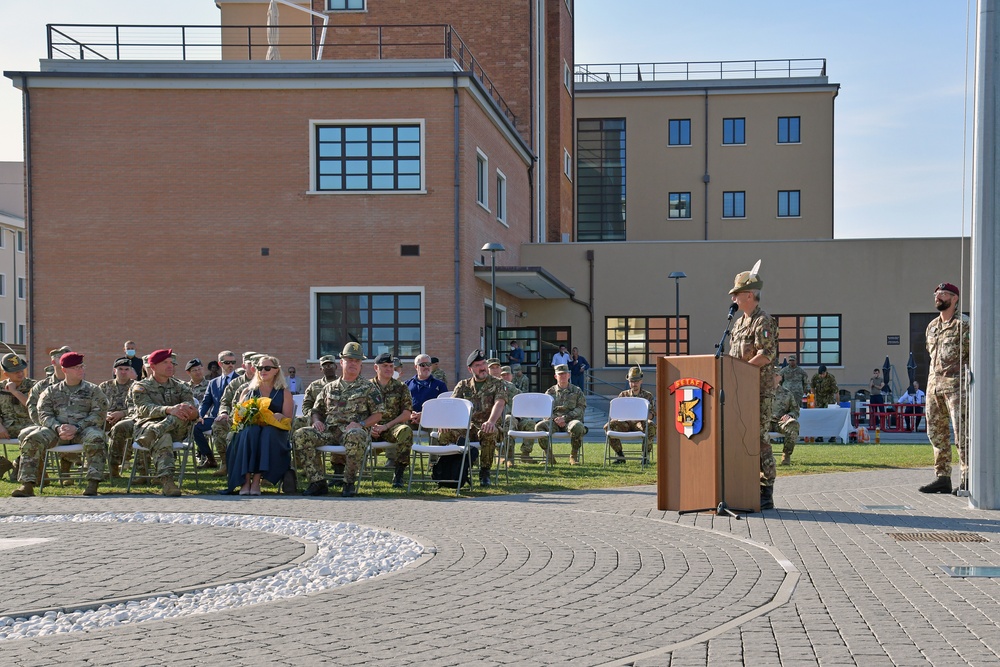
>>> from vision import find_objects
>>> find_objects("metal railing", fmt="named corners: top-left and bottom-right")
top-left (45, 23), bottom-right (516, 128)
top-left (575, 58), bottom-right (827, 84)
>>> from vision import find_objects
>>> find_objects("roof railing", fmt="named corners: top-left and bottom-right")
top-left (575, 58), bottom-right (827, 84)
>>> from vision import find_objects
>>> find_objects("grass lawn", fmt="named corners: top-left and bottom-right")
top-left (0, 440), bottom-right (942, 499)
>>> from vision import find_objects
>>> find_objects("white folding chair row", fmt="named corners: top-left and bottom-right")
top-left (126, 438), bottom-right (198, 493)
top-left (500, 392), bottom-right (554, 482)
top-left (603, 396), bottom-right (652, 469)
top-left (408, 397), bottom-right (474, 496)
top-left (39, 444), bottom-right (86, 491)
top-left (361, 439), bottom-right (394, 489)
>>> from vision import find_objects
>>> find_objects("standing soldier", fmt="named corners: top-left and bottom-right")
top-left (131, 348), bottom-right (200, 497)
top-left (369, 352), bottom-right (413, 488)
top-left (12, 352), bottom-right (109, 497)
top-left (771, 371), bottom-right (800, 465)
top-left (441, 349), bottom-right (508, 486)
top-left (100, 357), bottom-right (137, 478)
top-left (810, 365), bottom-right (839, 409)
top-left (728, 267), bottom-right (779, 510)
top-left (294, 342), bottom-right (383, 498)
top-left (919, 282), bottom-right (970, 495)
top-left (0, 352), bottom-right (37, 480)
top-left (779, 354), bottom-right (809, 401)
top-left (532, 364), bottom-right (587, 465)
top-left (604, 366), bottom-right (656, 464)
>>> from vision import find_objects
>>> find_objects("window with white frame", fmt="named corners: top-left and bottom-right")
top-left (476, 151), bottom-right (488, 208)
top-left (16, 231), bottom-right (24, 252)
top-left (17, 277), bottom-right (25, 300)
top-left (0, 323), bottom-right (5, 343)
top-left (17, 324), bottom-right (25, 345)
top-left (0, 273), bottom-right (5, 297)
top-left (563, 61), bottom-right (572, 92)
top-left (314, 123), bottom-right (422, 192)
top-left (314, 290), bottom-right (423, 359)
top-left (327, 0), bottom-right (365, 10)
top-left (564, 149), bottom-right (572, 180)
top-left (496, 170), bottom-right (507, 224)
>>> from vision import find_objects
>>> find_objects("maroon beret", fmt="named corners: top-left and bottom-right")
top-left (935, 282), bottom-right (960, 297)
top-left (148, 348), bottom-right (173, 365)
top-left (59, 352), bottom-right (84, 368)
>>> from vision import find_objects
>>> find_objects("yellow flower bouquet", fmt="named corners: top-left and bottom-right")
top-left (231, 396), bottom-right (292, 433)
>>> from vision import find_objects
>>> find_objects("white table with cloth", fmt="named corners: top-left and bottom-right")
top-left (797, 407), bottom-right (854, 443)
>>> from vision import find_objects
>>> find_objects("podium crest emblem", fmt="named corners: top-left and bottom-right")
top-left (668, 377), bottom-right (713, 438)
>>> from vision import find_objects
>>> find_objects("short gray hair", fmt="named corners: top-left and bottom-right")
top-left (218, 350), bottom-right (235, 362)
top-left (415, 353), bottom-right (431, 366)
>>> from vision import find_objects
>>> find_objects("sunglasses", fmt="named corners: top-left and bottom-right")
top-left (418, 363), bottom-right (431, 368)
top-left (221, 360), bottom-right (237, 366)
top-left (257, 365), bottom-right (277, 372)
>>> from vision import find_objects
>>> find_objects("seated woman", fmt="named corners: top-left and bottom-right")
top-left (227, 355), bottom-right (294, 495)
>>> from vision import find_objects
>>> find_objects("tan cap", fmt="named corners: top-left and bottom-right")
top-left (340, 341), bottom-right (366, 360)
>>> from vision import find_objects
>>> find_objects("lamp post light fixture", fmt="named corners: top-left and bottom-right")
top-left (668, 271), bottom-right (687, 356)
top-left (482, 242), bottom-right (506, 357)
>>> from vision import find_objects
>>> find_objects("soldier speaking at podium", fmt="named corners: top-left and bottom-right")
top-left (728, 265), bottom-right (779, 510)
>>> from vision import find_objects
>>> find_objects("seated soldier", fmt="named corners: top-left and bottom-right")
top-left (131, 348), bottom-right (200, 497)
top-left (293, 355), bottom-right (338, 432)
top-left (604, 366), bottom-right (656, 464)
top-left (531, 364), bottom-right (586, 465)
top-left (0, 352), bottom-right (37, 479)
top-left (22, 345), bottom-right (78, 482)
top-left (293, 342), bottom-right (383, 498)
top-left (772, 371), bottom-right (801, 465)
top-left (101, 357), bottom-right (137, 478)
top-left (370, 352), bottom-right (413, 488)
top-left (12, 352), bottom-right (109, 497)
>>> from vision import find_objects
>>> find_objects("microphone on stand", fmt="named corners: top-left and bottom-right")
top-left (727, 302), bottom-right (739, 320)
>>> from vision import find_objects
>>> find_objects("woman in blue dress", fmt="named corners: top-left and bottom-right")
top-left (227, 355), bottom-right (294, 495)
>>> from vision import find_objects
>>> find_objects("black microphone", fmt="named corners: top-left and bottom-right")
top-left (728, 302), bottom-right (739, 319)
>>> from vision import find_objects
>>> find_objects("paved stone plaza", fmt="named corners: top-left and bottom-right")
top-left (1, 467), bottom-right (999, 666)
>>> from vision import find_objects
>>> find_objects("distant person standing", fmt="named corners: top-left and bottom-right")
top-left (122, 340), bottom-right (143, 380)
top-left (569, 347), bottom-right (590, 391)
top-left (868, 368), bottom-right (883, 397)
top-left (507, 340), bottom-right (525, 366)
top-left (810, 366), bottom-right (839, 408)
top-left (551, 344), bottom-right (570, 368)
top-left (779, 354), bottom-right (809, 399)
top-left (919, 282), bottom-right (970, 495)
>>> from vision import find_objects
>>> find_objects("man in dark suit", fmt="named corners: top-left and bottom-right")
top-left (198, 350), bottom-right (239, 468)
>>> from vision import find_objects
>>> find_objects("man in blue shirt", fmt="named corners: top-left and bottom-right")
top-left (507, 340), bottom-right (525, 366)
top-left (406, 353), bottom-right (448, 426)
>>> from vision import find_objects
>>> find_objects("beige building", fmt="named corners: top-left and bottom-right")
top-left (0, 161), bottom-right (27, 352)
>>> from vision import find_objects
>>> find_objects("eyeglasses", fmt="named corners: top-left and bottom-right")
top-left (221, 360), bottom-right (237, 366)
top-left (257, 365), bottom-right (277, 372)
top-left (417, 363), bottom-right (431, 368)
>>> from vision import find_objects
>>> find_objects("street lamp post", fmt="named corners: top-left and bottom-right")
top-left (668, 271), bottom-right (687, 355)
top-left (482, 242), bottom-right (506, 357)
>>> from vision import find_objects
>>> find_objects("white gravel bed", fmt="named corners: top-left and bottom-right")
top-left (0, 512), bottom-right (424, 641)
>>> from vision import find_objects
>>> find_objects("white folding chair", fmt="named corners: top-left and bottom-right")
top-left (126, 436), bottom-right (198, 493)
top-left (439, 391), bottom-right (453, 399)
top-left (362, 438), bottom-right (394, 489)
top-left (501, 393), bottom-right (554, 480)
top-left (39, 444), bottom-right (86, 491)
top-left (604, 397), bottom-right (652, 469)
top-left (415, 390), bottom-right (455, 447)
top-left (408, 397), bottom-right (473, 496)
top-left (293, 394), bottom-right (305, 417)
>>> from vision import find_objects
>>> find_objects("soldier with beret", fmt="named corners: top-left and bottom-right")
top-left (100, 357), bottom-right (138, 478)
top-left (12, 353), bottom-right (109, 497)
top-left (0, 352), bottom-right (37, 480)
top-left (439, 349), bottom-right (508, 486)
top-left (604, 366), bottom-right (656, 464)
top-left (370, 352), bottom-right (413, 488)
top-left (532, 364), bottom-right (587, 465)
top-left (771, 371), bottom-right (800, 465)
top-left (729, 267), bottom-right (779, 510)
top-left (131, 348), bottom-right (199, 497)
top-left (294, 342), bottom-right (383, 497)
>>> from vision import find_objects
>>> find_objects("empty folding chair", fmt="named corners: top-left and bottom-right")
top-left (603, 396), bottom-right (652, 468)
top-left (501, 392), bottom-right (554, 480)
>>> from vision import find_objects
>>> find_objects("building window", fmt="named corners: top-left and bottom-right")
top-left (0, 232), bottom-right (5, 249)
top-left (778, 190), bottom-right (801, 217)
top-left (16, 231), bottom-right (24, 252)
top-left (723, 191), bottom-right (745, 218)
top-left (668, 192), bottom-right (691, 219)
top-left (723, 118), bottom-right (745, 145)
top-left (0, 322), bottom-right (5, 343)
top-left (315, 291), bottom-right (422, 359)
top-left (16, 277), bottom-right (25, 300)
top-left (564, 149), bottom-right (573, 180)
top-left (776, 314), bottom-right (841, 366)
top-left (327, 0), bottom-right (365, 9)
top-left (577, 118), bottom-right (626, 241)
top-left (563, 60), bottom-right (572, 92)
top-left (496, 170), bottom-right (507, 224)
top-left (606, 316), bottom-right (689, 366)
top-left (668, 119), bottom-right (691, 146)
top-left (476, 151), bottom-right (489, 208)
top-left (16, 324), bottom-right (24, 345)
top-left (314, 123), bottom-right (421, 192)
top-left (0, 273), bottom-right (5, 297)
top-left (778, 116), bottom-right (801, 143)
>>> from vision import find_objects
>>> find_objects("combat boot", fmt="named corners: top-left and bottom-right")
top-left (83, 479), bottom-right (100, 496)
top-left (341, 480), bottom-right (357, 497)
top-left (302, 480), bottom-right (328, 496)
top-left (59, 458), bottom-right (74, 486)
top-left (760, 485), bottom-right (775, 510)
top-left (918, 476), bottom-right (952, 494)
top-left (109, 463), bottom-right (121, 479)
top-left (0, 455), bottom-right (13, 479)
top-left (392, 465), bottom-right (406, 489)
top-left (161, 477), bottom-right (182, 497)
top-left (569, 448), bottom-right (580, 465)
top-left (479, 470), bottom-right (492, 487)
top-left (780, 453), bottom-right (791, 466)
top-left (11, 482), bottom-right (35, 497)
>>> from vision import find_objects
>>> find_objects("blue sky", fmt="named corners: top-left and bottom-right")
top-left (0, 0), bottom-right (977, 239)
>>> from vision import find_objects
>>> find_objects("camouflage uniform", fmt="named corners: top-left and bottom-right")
top-left (370, 377), bottom-right (413, 467)
top-left (131, 377), bottom-right (197, 480)
top-left (210, 375), bottom-right (249, 468)
top-left (512, 373), bottom-right (529, 394)
top-left (532, 383), bottom-right (587, 461)
top-left (810, 372), bottom-right (839, 409)
top-left (293, 376), bottom-right (333, 431)
top-left (605, 387), bottom-right (656, 457)
top-left (779, 365), bottom-right (809, 400)
top-left (926, 314), bottom-right (970, 479)
top-left (18, 381), bottom-right (109, 484)
top-left (771, 384), bottom-right (800, 459)
top-left (100, 378), bottom-right (136, 468)
top-left (187, 378), bottom-right (210, 404)
top-left (730, 304), bottom-right (779, 487)
top-left (441, 375), bottom-right (508, 473)
top-left (0, 377), bottom-right (37, 437)
top-left (431, 369), bottom-right (448, 386)
top-left (293, 377), bottom-right (383, 485)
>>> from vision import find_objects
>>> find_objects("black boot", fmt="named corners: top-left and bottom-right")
top-left (281, 469), bottom-right (298, 495)
top-left (760, 485), bottom-right (774, 510)
top-left (392, 465), bottom-right (406, 489)
top-left (919, 476), bottom-right (952, 494)
top-left (341, 481), bottom-right (357, 497)
top-left (302, 480), bottom-right (328, 496)
top-left (952, 477), bottom-right (968, 496)
top-left (479, 470), bottom-right (492, 487)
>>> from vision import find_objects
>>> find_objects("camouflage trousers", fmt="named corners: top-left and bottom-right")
top-left (135, 415), bottom-right (192, 480)
top-left (927, 387), bottom-right (967, 478)
top-left (500, 417), bottom-right (537, 459)
top-left (293, 425), bottom-right (368, 484)
top-left (210, 418), bottom-right (233, 468)
top-left (438, 424), bottom-right (497, 472)
top-left (372, 423), bottom-right (413, 467)
top-left (759, 395), bottom-right (776, 486)
top-left (605, 419), bottom-right (656, 456)
top-left (771, 416), bottom-right (800, 456)
top-left (532, 419), bottom-right (585, 457)
top-left (108, 418), bottom-right (135, 467)
top-left (18, 426), bottom-right (107, 484)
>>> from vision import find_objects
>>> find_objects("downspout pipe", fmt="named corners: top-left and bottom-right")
top-left (703, 89), bottom-right (709, 240)
top-left (21, 75), bottom-right (34, 377)
top-left (568, 250), bottom-right (595, 372)
top-left (528, 0), bottom-right (535, 243)
top-left (453, 75), bottom-right (462, 386)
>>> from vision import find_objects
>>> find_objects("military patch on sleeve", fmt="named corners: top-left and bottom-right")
top-left (763, 330), bottom-right (770, 338)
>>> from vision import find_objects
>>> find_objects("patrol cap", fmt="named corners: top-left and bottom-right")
top-left (511, 364), bottom-right (522, 371)
top-left (729, 270), bottom-right (764, 295)
top-left (486, 358), bottom-right (501, 367)
top-left (626, 366), bottom-right (643, 381)
top-left (318, 355), bottom-right (337, 366)
top-left (393, 357), bottom-right (402, 368)
top-left (373, 352), bottom-right (394, 365)
top-left (1, 353), bottom-right (27, 373)
top-left (340, 341), bottom-right (366, 360)
top-left (788, 354), bottom-right (798, 360)
top-left (467, 349), bottom-right (486, 366)
top-left (185, 358), bottom-right (202, 371)
top-left (242, 351), bottom-right (258, 362)
top-left (554, 364), bottom-right (570, 374)
top-left (148, 349), bottom-right (173, 365)
top-left (935, 282), bottom-right (960, 297)
top-left (48, 345), bottom-right (71, 357)
top-left (113, 356), bottom-right (132, 369)
top-left (500, 365), bottom-right (512, 374)
top-left (60, 352), bottom-right (85, 368)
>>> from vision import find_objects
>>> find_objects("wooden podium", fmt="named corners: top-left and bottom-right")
top-left (656, 355), bottom-right (761, 513)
